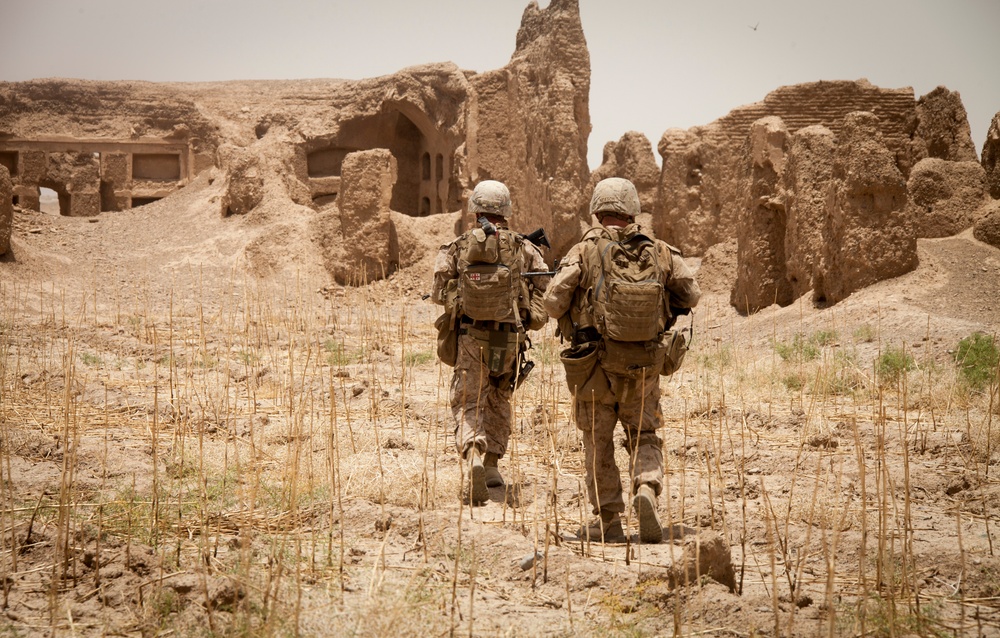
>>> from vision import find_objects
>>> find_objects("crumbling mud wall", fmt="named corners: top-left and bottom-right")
top-left (0, 1), bottom-right (593, 281)
top-left (912, 87), bottom-right (978, 163)
top-left (974, 200), bottom-right (1000, 249)
top-left (469, 0), bottom-right (592, 259)
top-left (0, 80), bottom-right (216, 214)
top-left (0, 165), bottom-right (11, 255)
top-left (318, 149), bottom-right (398, 284)
top-left (652, 80), bottom-right (979, 259)
top-left (723, 112), bottom-right (925, 313)
top-left (732, 117), bottom-right (792, 314)
top-left (906, 158), bottom-right (988, 238)
top-left (589, 131), bottom-right (660, 215)
top-left (653, 127), bottom-right (727, 256)
top-left (983, 112), bottom-right (1000, 200)
top-left (783, 125), bottom-right (835, 300)
top-left (814, 112), bottom-right (916, 305)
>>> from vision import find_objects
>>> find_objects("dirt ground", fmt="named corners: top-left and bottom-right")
top-left (2, 198), bottom-right (1000, 637)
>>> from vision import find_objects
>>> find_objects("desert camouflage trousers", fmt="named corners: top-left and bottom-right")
top-left (450, 332), bottom-right (514, 457)
top-left (574, 369), bottom-right (663, 515)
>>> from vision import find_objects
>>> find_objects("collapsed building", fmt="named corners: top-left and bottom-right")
top-left (0, 0), bottom-right (591, 282)
top-left (596, 81), bottom-right (998, 313)
top-left (1, 0), bottom-right (997, 312)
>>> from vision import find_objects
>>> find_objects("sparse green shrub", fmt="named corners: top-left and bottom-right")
top-left (80, 352), bottom-right (102, 366)
top-left (840, 594), bottom-right (945, 638)
top-left (325, 339), bottom-right (354, 366)
top-left (810, 329), bottom-right (838, 346)
top-left (700, 344), bottom-right (732, 370)
top-left (404, 350), bottom-right (434, 366)
top-left (813, 351), bottom-right (865, 396)
top-left (853, 324), bottom-right (876, 343)
top-left (877, 345), bottom-right (915, 387)
top-left (774, 333), bottom-right (819, 363)
top-left (954, 332), bottom-right (999, 391)
top-left (782, 372), bottom-right (805, 391)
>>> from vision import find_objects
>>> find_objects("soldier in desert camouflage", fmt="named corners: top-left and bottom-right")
top-left (544, 177), bottom-right (700, 543)
top-left (431, 180), bottom-right (550, 504)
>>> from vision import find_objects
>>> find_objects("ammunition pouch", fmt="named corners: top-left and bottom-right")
top-left (435, 311), bottom-right (459, 367)
top-left (462, 318), bottom-right (523, 376)
top-left (600, 338), bottom-right (663, 382)
top-left (559, 341), bottom-right (610, 401)
top-left (659, 329), bottom-right (689, 377)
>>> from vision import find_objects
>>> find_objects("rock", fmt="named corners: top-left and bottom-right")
top-left (945, 476), bottom-right (971, 496)
top-left (519, 550), bottom-right (543, 571)
top-left (906, 158), bottom-right (987, 237)
top-left (813, 112), bottom-right (916, 305)
top-left (669, 531), bottom-right (736, 592)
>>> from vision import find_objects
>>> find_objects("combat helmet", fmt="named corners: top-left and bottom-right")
top-left (590, 177), bottom-right (640, 220)
top-left (468, 180), bottom-right (512, 218)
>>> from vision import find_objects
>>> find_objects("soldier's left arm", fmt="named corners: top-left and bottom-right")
top-left (662, 244), bottom-right (701, 309)
top-left (430, 242), bottom-right (460, 308)
top-left (522, 242), bottom-right (550, 330)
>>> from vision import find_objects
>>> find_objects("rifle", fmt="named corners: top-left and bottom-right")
top-left (510, 337), bottom-right (536, 390)
top-left (523, 257), bottom-right (559, 279)
top-left (521, 227), bottom-right (550, 249)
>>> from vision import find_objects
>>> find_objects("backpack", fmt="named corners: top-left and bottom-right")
top-left (457, 227), bottom-right (526, 326)
top-left (589, 232), bottom-right (668, 343)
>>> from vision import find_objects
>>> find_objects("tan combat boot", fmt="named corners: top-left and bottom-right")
top-left (463, 446), bottom-right (489, 505)
top-left (633, 483), bottom-right (663, 543)
top-left (576, 509), bottom-right (626, 543)
top-left (484, 452), bottom-right (504, 487)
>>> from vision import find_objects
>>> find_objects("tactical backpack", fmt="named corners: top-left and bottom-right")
top-left (590, 233), bottom-right (668, 343)
top-left (457, 227), bottom-right (527, 326)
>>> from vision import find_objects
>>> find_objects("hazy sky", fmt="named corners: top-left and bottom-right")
top-left (3, 0), bottom-right (998, 170)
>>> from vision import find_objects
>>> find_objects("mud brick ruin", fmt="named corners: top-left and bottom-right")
top-left (1, 0), bottom-right (997, 311)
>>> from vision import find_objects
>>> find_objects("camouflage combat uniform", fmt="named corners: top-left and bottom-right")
top-left (543, 222), bottom-right (700, 517)
top-left (431, 223), bottom-right (549, 461)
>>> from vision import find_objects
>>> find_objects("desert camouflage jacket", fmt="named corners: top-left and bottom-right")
top-left (542, 222), bottom-right (701, 338)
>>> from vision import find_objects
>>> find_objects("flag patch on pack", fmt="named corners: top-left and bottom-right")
top-left (468, 273), bottom-right (481, 281)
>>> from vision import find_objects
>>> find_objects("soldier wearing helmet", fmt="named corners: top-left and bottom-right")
top-left (543, 177), bottom-right (700, 543)
top-left (431, 180), bottom-right (550, 504)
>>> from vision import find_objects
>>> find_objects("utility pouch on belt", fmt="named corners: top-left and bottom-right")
top-left (600, 339), bottom-right (663, 381)
top-left (467, 323), bottom-right (521, 376)
top-left (659, 329), bottom-right (689, 377)
top-left (559, 341), bottom-right (610, 400)
top-left (435, 311), bottom-right (459, 367)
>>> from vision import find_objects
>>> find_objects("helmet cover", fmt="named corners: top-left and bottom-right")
top-left (590, 177), bottom-right (640, 219)
top-left (468, 180), bottom-right (512, 218)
